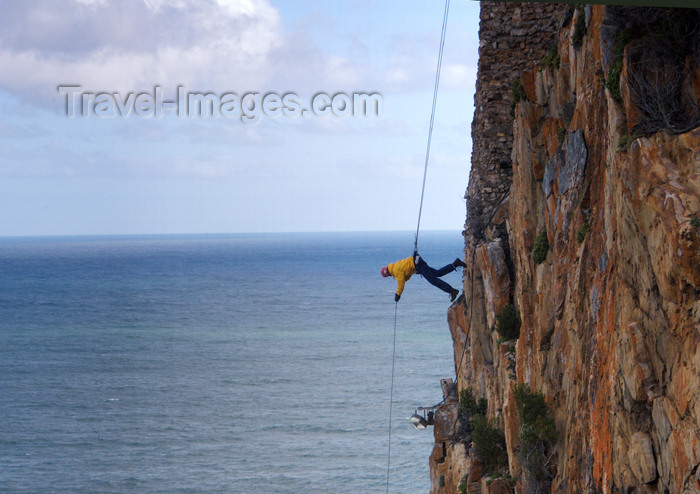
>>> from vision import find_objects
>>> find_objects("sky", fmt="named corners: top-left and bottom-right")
top-left (0, 0), bottom-right (481, 236)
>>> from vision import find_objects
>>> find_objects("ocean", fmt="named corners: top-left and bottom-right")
top-left (0, 231), bottom-right (464, 493)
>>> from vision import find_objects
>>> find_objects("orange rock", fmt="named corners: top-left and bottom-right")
top-left (476, 240), bottom-right (511, 331)
top-left (481, 477), bottom-right (514, 494)
top-left (468, 458), bottom-right (484, 482)
top-left (521, 69), bottom-right (537, 104)
top-left (542, 117), bottom-right (565, 159)
top-left (620, 47), bottom-right (644, 133)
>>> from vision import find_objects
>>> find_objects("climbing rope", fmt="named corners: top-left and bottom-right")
top-left (385, 301), bottom-right (398, 494)
top-left (386, 1), bottom-right (451, 492)
top-left (414, 0), bottom-right (451, 252)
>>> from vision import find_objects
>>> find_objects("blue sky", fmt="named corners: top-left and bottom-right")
top-left (0, 0), bottom-right (481, 236)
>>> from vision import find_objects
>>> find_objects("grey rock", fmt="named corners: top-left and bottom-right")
top-left (597, 251), bottom-right (608, 275)
top-left (559, 130), bottom-right (587, 195)
top-left (543, 149), bottom-right (564, 197)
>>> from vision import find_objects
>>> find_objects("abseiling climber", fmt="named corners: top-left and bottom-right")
top-left (381, 252), bottom-right (466, 302)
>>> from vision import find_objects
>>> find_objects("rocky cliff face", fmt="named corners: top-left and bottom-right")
top-left (430, 3), bottom-right (699, 494)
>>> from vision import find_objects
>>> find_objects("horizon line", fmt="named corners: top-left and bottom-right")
top-left (0, 228), bottom-right (466, 240)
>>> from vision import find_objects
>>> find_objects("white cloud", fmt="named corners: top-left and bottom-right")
top-left (0, 0), bottom-right (478, 108)
top-left (0, 0), bottom-right (477, 183)
top-left (0, 0), bottom-right (284, 101)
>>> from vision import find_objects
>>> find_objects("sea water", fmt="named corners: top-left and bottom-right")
top-left (0, 231), bottom-right (464, 493)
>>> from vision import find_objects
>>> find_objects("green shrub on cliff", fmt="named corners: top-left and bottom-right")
top-left (471, 414), bottom-right (508, 473)
top-left (513, 384), bottom-right (557, 482)
top-left (458, 475), bottom-right (468, 494)
top-left (458, 390), bottom-right (507, 474)
top-left (495, 304), bottom-right (521, 340)
top-left (572, 7), bottom-right (586, 49)
top-left (617, 131), bottom-right (642, 152)
top-left (576, 222), bottom-right (590, 244)
top-left (510, 77), bottom-right (527, 117)
top-left (605, 29), bottom-right (630, 102)
top-left (532, 229), bottom-right (549, 264)
top-left (460, 388), bottom-right (488, 419)
top-left (539, 44), bottom-right (560, 71)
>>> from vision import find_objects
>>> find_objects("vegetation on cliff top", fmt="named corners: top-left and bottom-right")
top-left (608, 7), bottom-right (700, 134)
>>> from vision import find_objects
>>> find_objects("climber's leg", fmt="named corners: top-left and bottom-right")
top-left (415, 256), bottom-right (455, 294)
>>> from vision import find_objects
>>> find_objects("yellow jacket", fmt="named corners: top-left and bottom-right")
top-left (388, 256), bottom-right (416, 296)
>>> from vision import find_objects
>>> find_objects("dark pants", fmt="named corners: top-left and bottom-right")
top-left (414, 253), bottom-right (455, 294)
